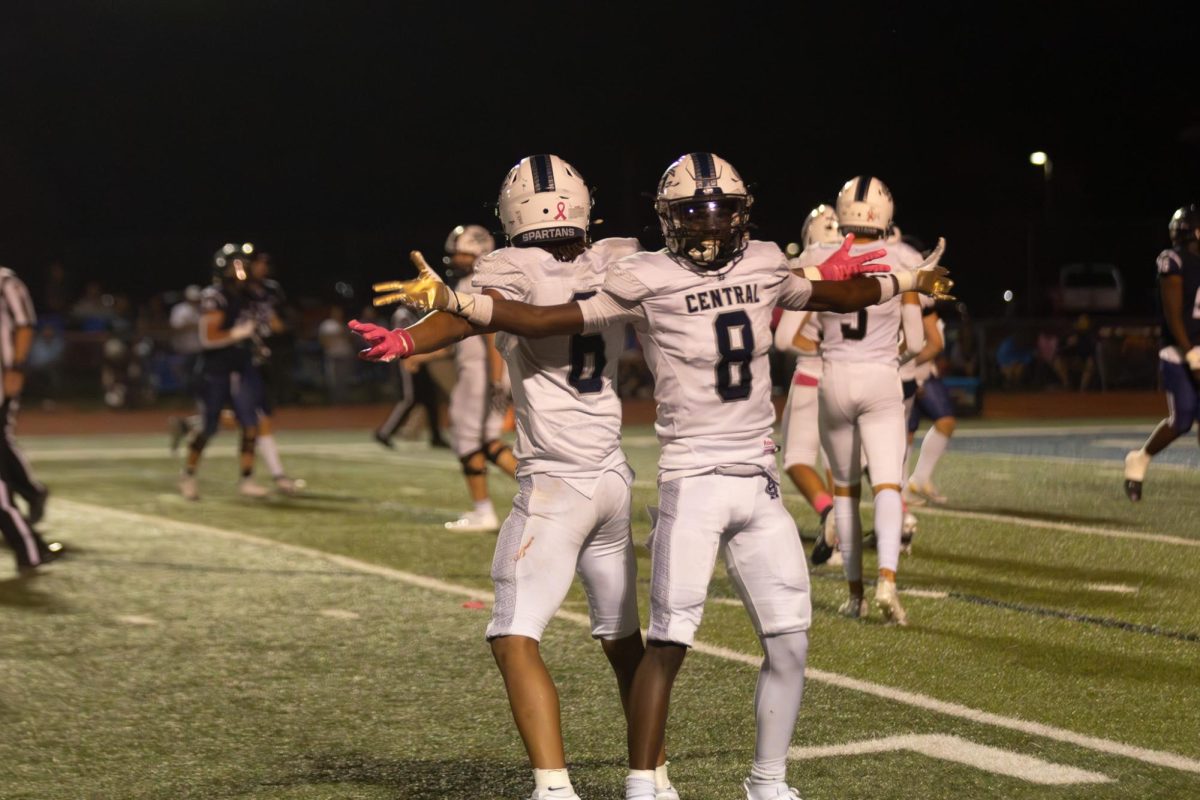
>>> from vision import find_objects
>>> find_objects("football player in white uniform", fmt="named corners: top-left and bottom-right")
top-left (354, 155), bottom-right (674, 800)
top-left (442, 224), bottom-right (520, 531)
top-left (360, 153), bottom-right (951, 799)
top-left (775, 204), bottom-right (840, 565)
top-left (801, 176), bottom-right (933, 625)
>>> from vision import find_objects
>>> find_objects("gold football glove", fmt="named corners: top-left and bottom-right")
top-left (912, 237), bottom-right (956, 301)
top-left (373, 251), bottom-right (457, 312)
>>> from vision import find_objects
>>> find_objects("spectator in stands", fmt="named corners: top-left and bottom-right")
top-left (996, 330), bottom-right (1034, 388)
top-left (27, 321), bottom-right (66, 403)
top-left (1061, 314), bottom-right (1097, 391)
top-left (72, 280), bottom-right (119, 332)
top-left (318, 305), bottom-right (355, 403)
top-left (946, 303), bottom-right (979, 378)
top-left (1033, 327), bottom-right (1070, 388)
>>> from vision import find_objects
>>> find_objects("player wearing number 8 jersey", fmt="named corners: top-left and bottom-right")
top-left (357, 152), bottom-right (952, 799)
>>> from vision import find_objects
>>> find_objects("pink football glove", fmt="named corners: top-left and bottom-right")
top-left (347, 319), bottom-right (414, 362)
top-left (815, 234), bottom-right (889, 280)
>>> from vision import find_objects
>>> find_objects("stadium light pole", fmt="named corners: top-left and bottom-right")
top-left (1026, 151), bottom-right (1053, 314)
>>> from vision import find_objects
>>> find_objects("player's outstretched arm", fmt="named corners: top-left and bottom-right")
top-left (372, 251), bottom-right (585, 338)
top-left (347, 311), bottom-right (479, 362)
top-left (796, 238), bottom-right (953, 312)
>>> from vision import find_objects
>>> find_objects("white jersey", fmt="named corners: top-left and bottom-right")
top-left (472, 238), bottom-right (640, 479)
top-left (801, 240), bottom-right (922, 366)
top-left (453, 275), bottom-right (489, 374)
top-left (899, 295), bottom-right (939, 382)
top-left (589, 241), bottom-right (813, 479)
top-left (774, 307), bottom-right (822, 381)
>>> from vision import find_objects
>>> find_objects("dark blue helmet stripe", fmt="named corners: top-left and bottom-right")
top-left (531, 154), bottom-right (556, 193)
top-left (692, 152), bottom-right (717, 180)
top-left (854, 176), bottom-right (872, 202)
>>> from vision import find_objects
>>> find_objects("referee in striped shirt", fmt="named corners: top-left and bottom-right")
top-left (0, 267), bottom-right (54, 573)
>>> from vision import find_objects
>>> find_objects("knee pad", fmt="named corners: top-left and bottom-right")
top-left (485, 440), bottom-right (512, 465)
top-left (460, 451), bottom-right (487, 476)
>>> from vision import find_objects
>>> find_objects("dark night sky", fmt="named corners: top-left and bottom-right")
top-left (1, 3), bottom-right (1198, 315)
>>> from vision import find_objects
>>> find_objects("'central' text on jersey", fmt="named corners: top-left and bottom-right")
top-left (684, 283), bottom-right (761, 313)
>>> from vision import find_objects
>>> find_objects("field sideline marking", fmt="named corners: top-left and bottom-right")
top-left (30, 443), bottom-right (1199, 549)
top-left (789, 734), bottom-right (1111, 785)
top-left (51, 498), bottom-right (1200, 777)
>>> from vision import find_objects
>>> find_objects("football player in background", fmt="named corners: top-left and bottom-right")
top-left (1124, 205), bottom-right (1200, 500)
top-left (245, 250), bottom-right (301, 494)
top-left (356, 154), bottom-right (675, 800)
top-left (360, 152), bottom-right (951, 799)
top-left (441, 225), bottom-right (518, 531)
top-left (775, 204), bottom-right (839, 565)
top-left (372, 301), bottom-right (449, 449)
top-left (802, 176), bottom-right (929, 625)
top-left (178, 244), bottom-right (268, 500)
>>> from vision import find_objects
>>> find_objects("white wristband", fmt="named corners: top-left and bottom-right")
top-left (875, 274), bottom-right (899, 303)
top-left (802, 266), bottom-right (823, 281)
top-left (894, 269), bottom-right (917, 293)
top-left (457, 291), bottom-right (493, 326)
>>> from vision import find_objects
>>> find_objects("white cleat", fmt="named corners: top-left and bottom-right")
top-left (906, 480), bottom-right (947, 505)
top-left (178, 474), bottom-right (199, 501)
top-left (238, 478), bottom-right (270, 498)
top-left (625, 775), bottom-right (658, 800)
top-left (273, 476), bottom-right (303, 495)
top-left (743, 777), bottom-right (803, 799)
top-left (530, 787), bottom-right (581, 800)
top-left (838, 595), bottom-right (869, 619)
top-left (444, 509), bottom-right (500, 532)
top-left (656, 786), bottom-right (681, 800)
top-left (1124, 449), bottom-right (1150, 502)
top-left (875, 578), bottom-right (909, 626)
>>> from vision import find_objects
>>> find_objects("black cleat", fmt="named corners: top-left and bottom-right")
top-left (373, 431), bottom-right (395, 450)
top-left (811, 506), bottom-right (836, 565)
top-left (28, 487), bottom-right (49, 526)
top-left (1124, 479), bottom-right (1143, 502)
top-left (430, 437), bottom-right (451, 449)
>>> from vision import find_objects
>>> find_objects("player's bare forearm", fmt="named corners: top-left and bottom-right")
top-left (1161, 275), bottom-right (1191, 351)
top-left (12, 326), bottom-right (33, 365)
top-left (406, 310), bottom-right (486, 354)
top-left (482, 290), bottom-right (585, 337)
top-left (805, 278), bottom-right (883, 313)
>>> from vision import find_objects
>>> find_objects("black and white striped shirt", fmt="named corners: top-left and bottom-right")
top-left (0, 268), bottom-right (37, 374)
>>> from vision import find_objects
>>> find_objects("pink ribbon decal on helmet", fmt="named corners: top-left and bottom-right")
top-left (554, 202), bottom-right (567, 220)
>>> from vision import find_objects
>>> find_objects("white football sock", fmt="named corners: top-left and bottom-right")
top-left (911, 428), bottom-right (950, 485)
top-left (874, 488), bottom-right (903, 573)
top-left (474, 498), bottom-right (495, 516)
top-left (750, 630), bottom-right (808, 786)
top-left (834, 494), bottom-right (862, 582)
top-left (625, 770), bottom-right (656, 799)
top-left (533, 767), bottom-right (571, 792)
top-left (257, 434), bottom-right (285, 478)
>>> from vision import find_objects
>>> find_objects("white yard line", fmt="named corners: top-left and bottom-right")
top-left (26, 442), bottom-right (1200, 548)
top-left (50, 498), bottom-right (1200, 777)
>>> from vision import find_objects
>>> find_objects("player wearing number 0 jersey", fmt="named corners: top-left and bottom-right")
top-left (357, 153), bottom-right (952, 800)
top-left (352, 154), bottom-right (674, 800)
top-left (801, 175), bottom-right (929, 626)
